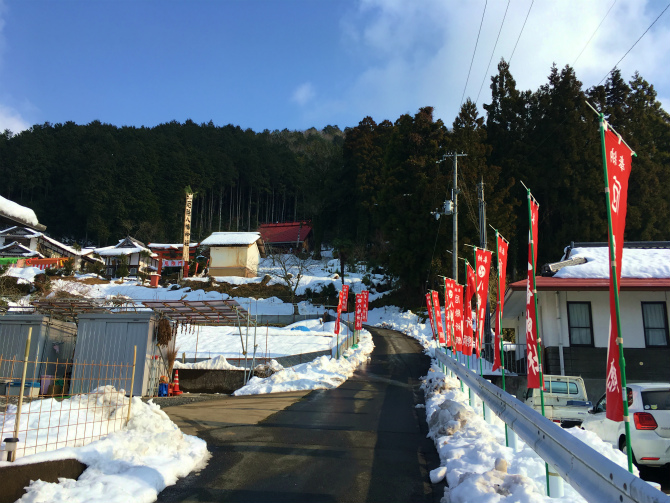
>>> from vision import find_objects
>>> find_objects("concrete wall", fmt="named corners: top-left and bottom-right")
top-left (210, 242), bottom-right (260, 277)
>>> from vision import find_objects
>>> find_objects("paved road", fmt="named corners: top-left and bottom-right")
top-left (157, 326), bottom-right (442, 503)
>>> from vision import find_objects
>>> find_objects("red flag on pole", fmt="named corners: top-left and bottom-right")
top-left (463, 263), bottom-right (476, 356)
top-left (475, 249), bottom-right (492, 358)
top-left (453, 284), bottom-right (463, 353)
top-left (425, 293), bottom-right (436, 339)
top-left (362, 290), bottom-right (369, 322)
top-left (335, 310), bottom-right (341, 335)
top-left (354, 293), bottom-right (364, 330)
top-left (444, 278), bottom-right (455, 348)
top-left (338, 284), bottom-right (350, 312)
top-left (526, 197), bottom-right (541, 388)
top-left (604, 126), bottom-right (633, 422)
top-left (432, 290), bottom-right (445, 345)
top-left (493, 235), bottom-right (509, 372)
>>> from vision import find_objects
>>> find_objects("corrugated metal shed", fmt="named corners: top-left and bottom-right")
top-left (0, 315), bottom-right (77, 381)
top-left (73, 313), bottom-right (165, 397)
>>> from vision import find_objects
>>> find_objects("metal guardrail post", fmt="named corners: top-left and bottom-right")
top-left (435, 350), bottom-right (669, 503)
top-left (10, 327), bottom-right (32, 462)
top-left (127, 345), bottom-right (137, 424)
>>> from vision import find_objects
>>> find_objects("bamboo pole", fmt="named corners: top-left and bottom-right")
top-left (11, 327), bottom-right (32, 461)
top-left (127, 346), bottom-right (137, 424)
top-left (600, 113), bottom-right (634, 473)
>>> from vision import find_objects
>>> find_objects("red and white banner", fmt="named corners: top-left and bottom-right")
top-left (362, 290), bottom-right (369, 322)
top-left (604, 126), bottom-right (634, 422)
top-left (354, 293), bottom-right (365, 330)
top-left (432, 290), bottom-right (445, 345)
top-left (338, 284), bottom-right (350, 313)
top-left (493, 235), bottom-right (509, 372)
top-left (334, 311), bottom-right (341, 335)
top-left (444, 278), bottom-right (456, 348)
top-left (453, 284), bottom-right (463, 353)
top-left (526, 196), bottom-right (541, 388)
top-left (425, 293), bottom-right (436, 339)
top-left (162, 259), bottom-right (185, 268)
top-left (463, 263), bottom-right (476, 356)
top-left (475, 249), bottom-right (492, 358)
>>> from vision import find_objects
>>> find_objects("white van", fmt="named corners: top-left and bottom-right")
top-left (524, 375), bottom-right (592, 427)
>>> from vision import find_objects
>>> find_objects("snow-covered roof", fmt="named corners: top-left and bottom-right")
top-left (0, 195), bottom-right (40, 227)
top-left (148, 243), bottom-right (198, 249)
top-left (554, 246), bottom-right (670, 279)
top-left (0, 241), bottom-right (42, 257)
top-left (39, 234), bottom-right (80, 256)
top-left (200, 232), bottom-right (261, 247)
top-left (0, 226), bottom-right (42, 238)
top-left (94, 237), bottom-right (157, 257)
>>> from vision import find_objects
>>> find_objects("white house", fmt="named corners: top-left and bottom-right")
top-left (200, 232), bottom-right (264, 278)
top-left (95, 236), bottom-right (158, 278)
top-left (502, 242), bottom-right (670, 400)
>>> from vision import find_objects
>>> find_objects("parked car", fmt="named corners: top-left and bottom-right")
top-left (582, 383), bottom-right (670, 467)
top-left (523, 375), bottom-right (592, 427)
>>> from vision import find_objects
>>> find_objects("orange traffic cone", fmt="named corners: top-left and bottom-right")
top-left (172, 369), bottom-right (183, 395)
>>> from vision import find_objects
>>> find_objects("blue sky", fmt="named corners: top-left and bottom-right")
top-left (0, 0), bottom-right (668, 134)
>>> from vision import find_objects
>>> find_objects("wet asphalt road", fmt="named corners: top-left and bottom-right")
top-left (156, 326), bottom-right (442, 503)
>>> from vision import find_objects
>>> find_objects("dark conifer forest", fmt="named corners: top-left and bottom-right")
top-left (2, 62), bottom-right (669, 294)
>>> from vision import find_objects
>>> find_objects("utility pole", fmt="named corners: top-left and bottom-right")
top-left (451, 153), bottom-right (466, 282)
top-left (478, 176), bottom-right (486, 249)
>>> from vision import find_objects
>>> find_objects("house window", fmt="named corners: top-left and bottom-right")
top-left (130, 267), bottom-right (137, 275)
top-left (642, 302), bottom-right (669, 347)
top-left (567, 302), bottom-right (594, 346)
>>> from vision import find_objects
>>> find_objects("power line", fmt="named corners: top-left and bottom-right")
top-left (475, 0), bottom-right (511, 105)
top-left (460, 0), bottom-right (488, 107)
top-left (598, 1), bottom-right (670, 85)
top-left (509, 0), bottom-right (534, 64)
top-left (572, 0), bottom-right (617, 66)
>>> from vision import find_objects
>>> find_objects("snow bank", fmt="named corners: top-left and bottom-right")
top-left (233, 330), bottom-right (374, 395)
top-left (0, 388), bottom-right (209, 503)
top-left (555, 247), bottom-right (670, 279)
top-left (174, 355), bottom-right (243, 370)
top-left (5, 266), bottom-right (43, 283)
top-left (0, 195), bottom-right (39, 226)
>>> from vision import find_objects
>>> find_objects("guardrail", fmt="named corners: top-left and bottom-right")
top-left (434, 349), bottom-right (669, 503)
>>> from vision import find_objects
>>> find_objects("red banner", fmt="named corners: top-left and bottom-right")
top-left (444, 278), bottom-right (455, 348)
top-left (354, 293), bottom-right (364, 330)
top-left (362, 290), bottom-right (369, 322)
top-left (453, 284), bottom-right (463, 352)
top-left (432, 290), bottom-right (445, 345)
top-left (425, 293), bottom-right (436, 339)
top-left (338, 284), bottom-right (350, 313)
top-left (493, 235), bottom-right (509, 371)
top-left (335, 310), bottom-right (341, 335)
top-left (526, 197), bottom-right (541, 388)
top-left (604, 126), bottom-right (633, 422)
top-left (475, 249), bottom-right (492, 358)
top-left (463, 264), bottom-right (476, 356)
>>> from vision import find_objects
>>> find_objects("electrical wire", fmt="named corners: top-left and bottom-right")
top-left (598, 1), bottom-right (670, 85)
top-left (572, 0), bottom-right (617, 66)
top-left (509, 0), bottom-right (534, 64)
top-left (460, 0), bottom-right (489, 107)
top-left (475, 0), bottom-right (511, 105)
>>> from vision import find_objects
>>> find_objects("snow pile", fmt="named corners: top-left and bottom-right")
top-left (555, 247), bottom-right (670, 279)
top-left (1, 388), bottom-right (209, 503)
top-left (0, 195), bottom-right (39, 226)
top-left (422, 369), bottom-right (635, 503)
top-left (174, 355), bottom-right (243, 370)
top-left (233, 330), bottom-right (374, 395)
top-left (200, 232), bottom-right (260, 246)
top-left (5, 266), bottom-right (43, 283)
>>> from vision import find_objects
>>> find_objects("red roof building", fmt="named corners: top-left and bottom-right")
top-left (258, 221), bottom-right (312, 253)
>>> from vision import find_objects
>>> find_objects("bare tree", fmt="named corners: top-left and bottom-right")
top-left (266, 251), bottom-right (314, 304)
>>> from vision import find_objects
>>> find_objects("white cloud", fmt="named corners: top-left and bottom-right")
top-left (0, 103), bottom-right (29, 134)
top-left (291, 82), bottom-right (316, 106)
top-left (308, 0), bottom-right (670, 128)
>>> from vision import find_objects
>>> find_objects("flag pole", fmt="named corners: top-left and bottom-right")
top-left (527, 188), bottom-right (550, 496)
top-left (494, 227), bottom-right (509, 447)
top-left (428, 291), bottom-right (444, 374)
top-left (599, 113), bottom-right (634, 473)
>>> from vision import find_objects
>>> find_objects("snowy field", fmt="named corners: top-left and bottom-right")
top-left (371, 308), bottom-right (639, 502)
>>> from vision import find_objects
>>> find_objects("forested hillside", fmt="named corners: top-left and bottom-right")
top-left (1, 60), bottom-right (669, 294)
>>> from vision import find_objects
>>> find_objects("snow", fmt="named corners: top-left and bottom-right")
top-left (233, 329), bottom-right (374, 395)
top-left (95, 246), bottom-right (148, 256)
top-left (0, 387), bottom-right (209, 503)
top-left (555, 246), bottom-right (670, 279)
top-left (200, 232), bottom-right (260, 246)
top-left (6, 266), bottom-right (43, 283)
top-left (373, 307), bottom-right (642, 503)
top-left (0, 195), bottom-right (39, 226)
top-left (174, 355), bottom-right (243, 370)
